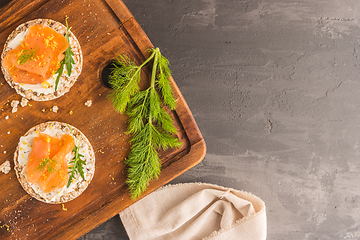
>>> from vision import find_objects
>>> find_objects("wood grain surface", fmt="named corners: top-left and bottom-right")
top-left (0, 0), bottom-right (206, 239)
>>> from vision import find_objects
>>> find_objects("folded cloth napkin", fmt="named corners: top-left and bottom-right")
top-left (120, 183), bottom-right (266, 240)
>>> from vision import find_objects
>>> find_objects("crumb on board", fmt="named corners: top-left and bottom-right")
top-left (5, 115), bottom-right (9, 120)
top-left (20, 98), bottom-right (29, 107)
top-left (85, 99), bottom-right (92, 107)
top-left (10, 100), bottom-right (19, 113)
top-left (51, 106), bottom-right (58, 113)
top-left (10, 100), bottom-right (19, 108)
top-left (0, 161), bottom-right (10, 174)
top-left (69, 110), bottom-right (73, 115)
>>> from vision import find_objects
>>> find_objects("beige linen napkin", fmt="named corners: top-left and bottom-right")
top-left (120, 183), bottom-right (266, 240)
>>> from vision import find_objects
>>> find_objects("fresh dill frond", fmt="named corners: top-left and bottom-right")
top-left (154, 50), bottom-right (177, 110)
top-left (36, 157), bottom-right (57, 173)
top-left (108, 52), bottom-right (155, 113)
top-left (18, 48), bottom-right (37, 65)
top-left (55, 16), bottom-right (75, 91)
top-left (108, 47), bottom-right (182, 199)
top-left (66, 124), bottom-right (86, 188)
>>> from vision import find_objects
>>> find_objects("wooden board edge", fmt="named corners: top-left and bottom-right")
top-left (173, 85), bottom-right (204, 145)
top-left (120, 17), bottom-right (154, 58)
top-left (104, 0), bottom-right (134, 25)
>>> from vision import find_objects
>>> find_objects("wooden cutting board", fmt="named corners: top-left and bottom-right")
top-left (0, 0), bottom-right (206, 239)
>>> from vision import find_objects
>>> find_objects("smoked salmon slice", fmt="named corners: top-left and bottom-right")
top-left (27, 133), bottom-right (74, 192)
top-left (38, 134), bottom-right (74, 192)
top-left (26, 134), bottom-right (51, 183)
top-left (3, 25), bottom-right (69, 84)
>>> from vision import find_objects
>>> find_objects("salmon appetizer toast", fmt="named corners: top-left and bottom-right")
top-left (1, 19), bottom-right (82, 101)
top-left (14, 121), bottom-right (95, 204)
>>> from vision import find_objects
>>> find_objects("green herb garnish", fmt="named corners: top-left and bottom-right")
top-left (108, 48), bottom-right (182, 199)
top-left (55, 16), bottom-right (75, 91)
top-left (18, 48), bottom-right (37, 65)
top-left (36, 157), bottom-right (57, 173)
top-left (66, 124), bottom-right (86, 188)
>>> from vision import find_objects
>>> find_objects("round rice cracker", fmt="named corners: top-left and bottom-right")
top-left (14, 121), bottom-right (95, 204)
top-left (1, 19), bottom-right (83, 101)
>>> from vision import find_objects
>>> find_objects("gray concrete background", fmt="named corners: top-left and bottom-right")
top-left (80, 0), bottom-right (360, 239)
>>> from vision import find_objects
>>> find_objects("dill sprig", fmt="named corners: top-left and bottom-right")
top-left (108, 48), bottom-right (182, 199)
top-left (18, 48), bottom-right (37, 65)
top-left (36, 157), bottom-right (57, 173)
top-left (66, 124), bottom-right (86, 188)
top-left (55, 16), bottom-right (75, 91)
